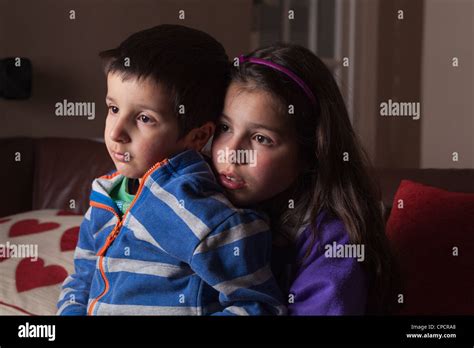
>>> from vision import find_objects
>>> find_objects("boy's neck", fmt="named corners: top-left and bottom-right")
top-left (127, 177), bottom-right (140, 195)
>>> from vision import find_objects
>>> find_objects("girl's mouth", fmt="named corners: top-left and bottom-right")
top-left (219, 173), bottom-right (246, 190)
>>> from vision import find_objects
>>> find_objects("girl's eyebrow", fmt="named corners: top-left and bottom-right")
top-left (220, 114), bottom-right (232, 122)
top-left (221, 113), bottom-right (283, 136)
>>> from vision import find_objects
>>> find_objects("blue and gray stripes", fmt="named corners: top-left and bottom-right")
top-left (57, 150), bottom-right (286, 315)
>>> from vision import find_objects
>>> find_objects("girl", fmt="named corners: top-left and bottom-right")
top-left (211, 43), bottom-right (398, 315)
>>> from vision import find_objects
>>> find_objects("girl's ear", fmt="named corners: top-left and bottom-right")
top-left (184, 121), bottom-right (216, 152)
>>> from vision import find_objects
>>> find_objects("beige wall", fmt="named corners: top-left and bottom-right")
top-left (0, 0), bottom-right (252, 139)
top-left (420, 0), bottom-right (473, 168)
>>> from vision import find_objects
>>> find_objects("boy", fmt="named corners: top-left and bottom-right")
top-left (56, 25), bottom-right (285, 315)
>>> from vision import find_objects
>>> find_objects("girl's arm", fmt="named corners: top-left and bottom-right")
top-left (288, 216), bottom-right (368, 315)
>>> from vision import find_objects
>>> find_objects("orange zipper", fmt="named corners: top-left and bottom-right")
top-left (87, 159), bottom-right (168, 315)
top-left (87, 203), bottom-right (120, 315)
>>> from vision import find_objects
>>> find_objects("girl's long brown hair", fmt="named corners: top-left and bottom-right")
top-left (234, 43), bottom-right (400, 314)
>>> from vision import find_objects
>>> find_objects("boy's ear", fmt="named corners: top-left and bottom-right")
top-left (184, 121), bottom-right (215, 152)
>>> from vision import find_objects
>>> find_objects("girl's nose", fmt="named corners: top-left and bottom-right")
top-left (224, 135), bottom-right (251, 166)
top-left (226, 135), bottom-right (248, 152)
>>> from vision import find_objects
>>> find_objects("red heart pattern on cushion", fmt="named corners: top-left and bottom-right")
top-left (9, 219), bottom-right (60, 237)
top-left (16, 258), bottom-right (68, 292)
top-left (0, 218), bottom-right (11, 224)
top-left (56, 210), bottom-right (82, 216)
top-left (60, 227), bottom-right (80, 251)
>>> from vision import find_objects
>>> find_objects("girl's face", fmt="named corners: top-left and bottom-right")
top-left (211, 82), bottom-right (302, 207)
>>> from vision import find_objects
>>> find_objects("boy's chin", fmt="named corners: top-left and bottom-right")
top-left (113, 164), bottom-right (144, 179)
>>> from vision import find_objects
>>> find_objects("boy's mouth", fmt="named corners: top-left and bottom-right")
top-left (219, 172), bottom-right (246, 190)
top-left (112, 150), bottom-right (131, 163)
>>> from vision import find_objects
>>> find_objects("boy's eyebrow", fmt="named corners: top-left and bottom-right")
top-left (221, 113), bottom-right (283, 135)
top-left (106, 96), bottom-right (168, 117)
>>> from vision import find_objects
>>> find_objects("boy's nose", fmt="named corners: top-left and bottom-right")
top-left (109, 117), bottom-right (131, 143)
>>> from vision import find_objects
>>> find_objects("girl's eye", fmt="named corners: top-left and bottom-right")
top-left (254, 134), bottom-right (273, 145)
top-left (217, 124), bottom-right (230, 132)
top-left (108, 106), bottom-right (119, 114)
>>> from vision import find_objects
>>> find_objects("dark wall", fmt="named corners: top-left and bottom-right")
top-left (0, 0), bottom-right (252, 139)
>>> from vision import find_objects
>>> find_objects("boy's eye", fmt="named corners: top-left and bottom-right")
top-left (138, 114), bottom-right (153, 124)
top-left (254, 134), bottom-right (273, 145)
top-left (108, 106), bottom-right (119, 114)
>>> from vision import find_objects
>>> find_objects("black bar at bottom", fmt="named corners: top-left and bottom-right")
top-left (0, 316), bottom-right (472, 345)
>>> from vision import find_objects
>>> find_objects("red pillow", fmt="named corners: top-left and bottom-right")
top-left (386, 180), bottom-right (474, 315)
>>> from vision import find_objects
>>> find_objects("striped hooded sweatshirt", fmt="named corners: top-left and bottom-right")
top-left (57, 149), bottom-right (286, 315)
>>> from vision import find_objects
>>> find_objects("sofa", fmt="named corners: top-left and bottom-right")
top-left (0, 137), bottom-right (472, 315)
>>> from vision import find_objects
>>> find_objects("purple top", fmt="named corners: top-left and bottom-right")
top-left (272, 210), bottom-right (368, 315)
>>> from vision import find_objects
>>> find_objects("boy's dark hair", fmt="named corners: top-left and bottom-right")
top-left (99, 24), bottom-right (231, 137)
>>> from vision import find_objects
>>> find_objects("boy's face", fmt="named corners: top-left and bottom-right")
top-left (211, 83), bottom-right (302, 207)
top-left (104, 72), bottom-right (188, 179)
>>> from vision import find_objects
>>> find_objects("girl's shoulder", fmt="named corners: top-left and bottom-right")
top-left (293, 209), bottom-right (349, 257)
top-left (272, 209), bottom-right (349, 266)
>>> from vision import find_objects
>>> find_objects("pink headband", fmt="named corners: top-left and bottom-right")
top-left (238, 54), bottom-right (317, 106)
